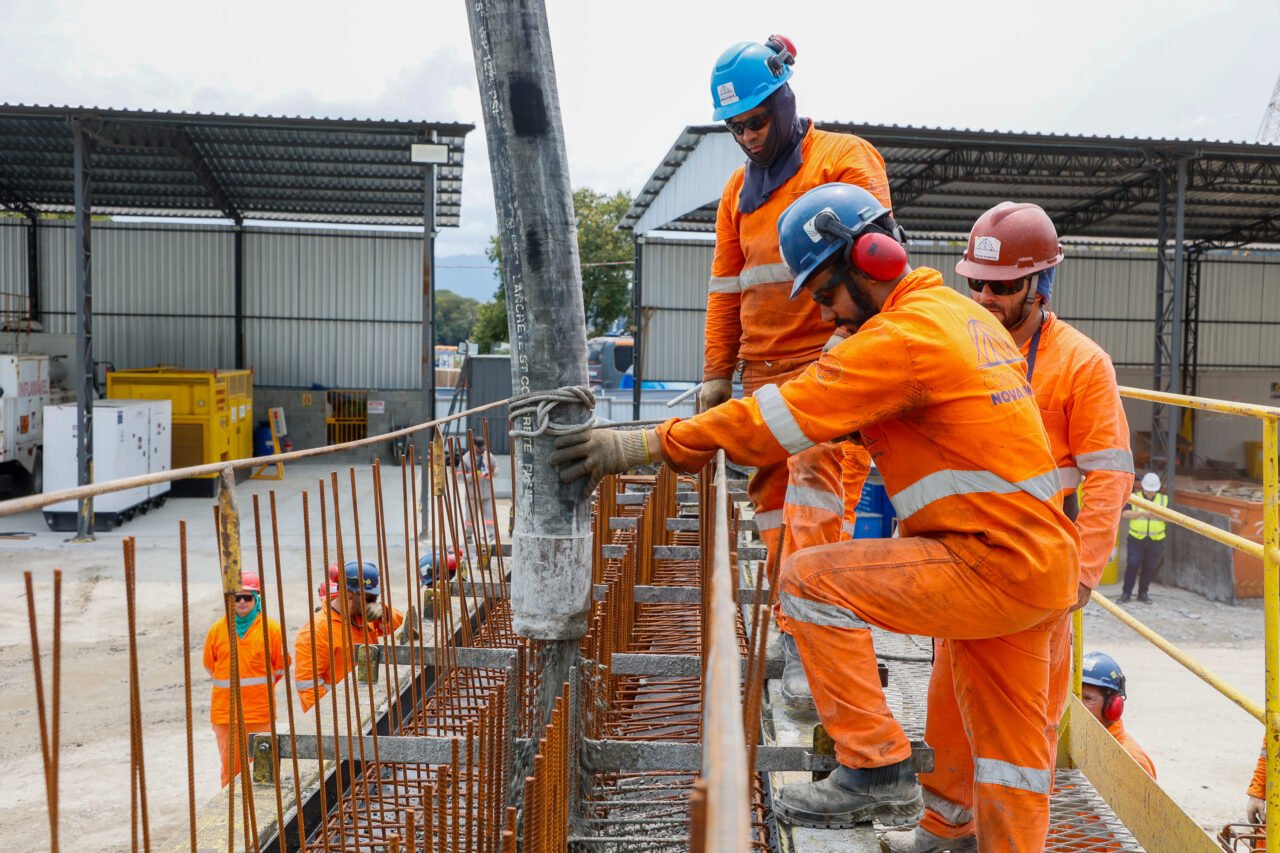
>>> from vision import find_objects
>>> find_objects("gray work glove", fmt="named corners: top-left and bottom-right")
top-left (698, 378), bottom-right (733, 411)
top-left (823, 331), bottom-right (848, 353)
top-left (1247, 795), bottom-right (1266, 825)
top-left (549, 428), bottom-right (655, 498)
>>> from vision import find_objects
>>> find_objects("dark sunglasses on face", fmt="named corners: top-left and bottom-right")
top-left (967, 277), bottom-right (1030, 297)
top-left (725, 111), bottom-right (772, 136)
top-left (234, 594), bottom-right (255, 603)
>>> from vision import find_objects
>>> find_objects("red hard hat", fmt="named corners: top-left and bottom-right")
top-left (955, 202), bottom-right (1063, 281)
top-left (240, 572), bottom-right (261, 593)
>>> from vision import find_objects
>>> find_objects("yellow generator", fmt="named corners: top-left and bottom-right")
top-left (106, 367), bottom-right (253, 496)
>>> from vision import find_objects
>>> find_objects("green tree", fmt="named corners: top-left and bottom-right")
top-left (433, 289), bottom-right (479, 346)
top-left (470, 187), bottom-right (634, 350)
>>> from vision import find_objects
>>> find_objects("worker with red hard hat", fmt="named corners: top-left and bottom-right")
top-left (551, 182), bottom-right (1080, 843)
top-left (293, 561), bottom-right (404, 713)
top-left (886, 202), bottom-right (1133, 852)
top-left (202, 571), bottom-right (287, 788)
top-left (702, 35), bottom-right (892, 709)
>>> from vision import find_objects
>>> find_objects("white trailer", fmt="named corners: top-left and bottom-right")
top-left (0, 353), bottom-right (50, 494)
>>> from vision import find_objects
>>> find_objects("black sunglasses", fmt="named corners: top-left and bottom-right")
top-left (234, 593), bottom-right (255, 603)
top-left (725, 110), bottom-right (772, 137)
top-left (967, 277), bottom-right (1030, 297)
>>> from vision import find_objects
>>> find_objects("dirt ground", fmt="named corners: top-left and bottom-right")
top-left (1, 465), bottom-right (1270, 849)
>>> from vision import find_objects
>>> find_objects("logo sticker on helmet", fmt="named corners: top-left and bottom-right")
top-left (716, 82), bottom-right (738, 107)
top-left (973, 236), bottom-right (1001, 262)
top-left (803, 207), bottom-right (838, 243)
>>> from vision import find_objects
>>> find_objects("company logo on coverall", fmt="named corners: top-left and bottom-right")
top-left (967, 319), bottom-right (1032, 407)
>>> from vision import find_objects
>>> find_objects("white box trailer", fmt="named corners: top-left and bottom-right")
top-left (0, 353), bottom-right (49, 494)
top-left (43, 399), bottom-right (171, 531)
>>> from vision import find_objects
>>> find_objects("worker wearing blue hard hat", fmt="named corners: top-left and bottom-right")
top-left (702, 35), bottom-right (893, 712)
top-left (292, 560), bottom-right (403, 713)
top-left (1079, 652), bottom-right (1154, 778)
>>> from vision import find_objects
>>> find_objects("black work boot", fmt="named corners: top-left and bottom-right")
top-left (778, 632), bottom-right (815, 711)
top-left (773, 758), bottom-right (922, 829)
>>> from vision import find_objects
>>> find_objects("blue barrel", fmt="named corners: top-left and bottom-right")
top-left (853, 512), bottom-right (884, 539)
top-left (255, 424), bottom-right (274, 457)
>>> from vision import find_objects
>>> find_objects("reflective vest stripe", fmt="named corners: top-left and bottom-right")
top-left (1058, 467), bottom-right (1082, 491)
top-left (738, 263), bottom-right (793, 289)
top-left (1129, 492), bottom-right (1168, 540)
top-left (708, 275), bottom-right (741, 294)
top-left (784, 484), bottom-right (844, 518)
top-left (779, 590), bottom-right (871, 631)
top-left (1076, 448), bottom-right (1134, 473)
top-left (973, 756), bottom-right (1051, 794)
top-left (294, 678), bottom-right (328, 691)
top-left (755, 384), bottom-right (814, 455)
top-left (212, 675), bottom-right (271, 688)
top-left (754, 509), bottom-right (783, 532)
top-left (891, 468), bottom-right (1062, 520)
top-left (842, 520), bottom-right (857, 539)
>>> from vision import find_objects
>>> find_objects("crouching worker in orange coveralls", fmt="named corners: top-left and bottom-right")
top-left (293, 560), bottom-right (404, 713)
top-left (202, 571), bottom-right (287, 788)
top-left (550, 183), bottom-right (1080, 848)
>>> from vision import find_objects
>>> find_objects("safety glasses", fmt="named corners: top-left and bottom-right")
top-left (967, 277), bottom-right (1030, 297)
top-left (725, 110), bottom-right (772, 137)
top-left (234, 594), bottom-right (255, 603)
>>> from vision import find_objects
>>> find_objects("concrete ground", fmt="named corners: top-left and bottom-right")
top-left (0, 463), bottom-right (1269, 849)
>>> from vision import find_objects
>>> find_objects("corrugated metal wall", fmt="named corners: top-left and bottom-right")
top-left (638, 235), bottom-right (1280, 381)
top-left (0, 219), bottom-right (423, 388)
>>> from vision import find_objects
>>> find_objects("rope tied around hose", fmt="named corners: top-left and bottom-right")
top-left (507, 386), bottom-right (597, 438)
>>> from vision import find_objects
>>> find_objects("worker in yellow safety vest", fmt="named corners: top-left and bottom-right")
top-left (1119, 472), bottom-right (1167, 604)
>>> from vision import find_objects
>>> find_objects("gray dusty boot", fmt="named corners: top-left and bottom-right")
top-left (778, 632), bottom-right (815, 710)
top-left (774, 758), bottom-right (922, 829)
top-left (881, 826), bottom-right (977, 853)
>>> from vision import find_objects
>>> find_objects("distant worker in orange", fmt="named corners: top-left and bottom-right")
top-left (293, 561), bottom-right (404, 713)
top-left (1246, 744), bottom-right (1268, 828)
top-left (886, 203), bottom-right (1133, 853)
top-left (202, 572), bottom-right (287, 788)
top-left (703, 34), bottom-right (891, 708)
top-left (551, 183), bottom-right (1080, 844)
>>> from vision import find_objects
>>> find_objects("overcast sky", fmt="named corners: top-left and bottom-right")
top-left (2, 0), bottom-right (1278, 257)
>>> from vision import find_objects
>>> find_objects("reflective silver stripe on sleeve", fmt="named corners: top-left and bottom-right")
top-left (294, 679), bottom-right (324, 691)
top-left (755, 384), bottom-right (814, 455)
top-left (739, 262), bottom-right (793, 289)
top-left (842, 520), bottom-right (856, 538)
top-left (1076, 448), bottom-right (1135, 473)
top-left (1058, 466), bottom-right (1082, 491)
top-left (923, 789), bottom-right (973, 826)
top-left (211, 679), bottom-right (231, 688)
top-left (973, 757), bottom-right (1051, 794)
top-left (213, 676), bottom-right (270, 688)
top-left (891, 468), bottom-right (1062, 520)
top-left (754, 509), bottom-right (783, 532)
top-left (785, 484), bottom-right (844, 517)
top-left (779, 590), bottom-right (871, 630)
top-left (708, 275), bottom-right (741, 294)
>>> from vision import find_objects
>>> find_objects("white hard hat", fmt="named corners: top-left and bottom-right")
top-left (1141, 472), bottom-right (1161, 492)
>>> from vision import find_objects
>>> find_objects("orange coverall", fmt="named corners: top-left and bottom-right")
top-left (293, 603), bottom-right (405, 713)
top-left (919, 311), bottom-right (1133, 842)
top-left (705, 125), bottom-right (890, 626)
top-left (203, 612), bottom-right (287, 787)
top-left (660, 267), bottom-right (1080, 850)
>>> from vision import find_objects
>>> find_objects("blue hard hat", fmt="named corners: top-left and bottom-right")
top-left (710, 40), bottom-right (793, 121)
top-left (344, 560), bottom-right (380, 597)
top-left (778, 183), bottom-right (893, 298)
top-left (417, 552), bottom-right (459, 586)
top-left (1081, 651), bottom-right (1126, 695)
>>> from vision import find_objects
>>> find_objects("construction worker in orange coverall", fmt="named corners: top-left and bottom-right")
top-left (202, 571), bottom-right (287, 788)
top-left (550, 183), bottom-right (1080, 846)
top-left (885, 203), bottom-right (1134, 853)
top-left (1247, 744), bottom-right (1268, 832)
top-left (703, 35), bottom-right (889, 708)
top-left (294, 560), bottom-right (404, 713)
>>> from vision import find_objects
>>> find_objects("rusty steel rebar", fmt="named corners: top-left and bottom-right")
top-left (23, 569), bottom-right (61, 853)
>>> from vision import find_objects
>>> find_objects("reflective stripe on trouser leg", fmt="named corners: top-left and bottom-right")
top-left (919, 638), bottom-right (977, 839)
top-left (841, 442), bottom-right (872, 540)
top-left (953, 629), bottom-right (1054, 851)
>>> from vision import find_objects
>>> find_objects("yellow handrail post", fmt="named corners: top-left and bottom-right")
top-left (1264, 415), bottom-right (1279, 848)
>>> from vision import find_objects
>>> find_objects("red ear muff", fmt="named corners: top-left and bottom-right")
top-left (852, 232), bottom-right (908, 282)
top-left (1102, 692), bottom-right (1125, 722)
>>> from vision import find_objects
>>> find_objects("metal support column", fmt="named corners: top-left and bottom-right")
top-left (233, 225), bottom-right (245, 370)
top-left (420, 152), bottom-right (437, 536)
top-left (1180, 248), bottom-right (1203, 445)
top-left (1150, 159), bottom-right (1188, 491)
top-left (631, 235), bottom-right (643, 421)
top-left (71, 121), bottom-right (94, 541)
top-left (25, 213), bottom-right (39, 322)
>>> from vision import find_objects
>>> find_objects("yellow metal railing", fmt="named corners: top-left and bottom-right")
top-left (1070, 386), bottom-right (1280, 849)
